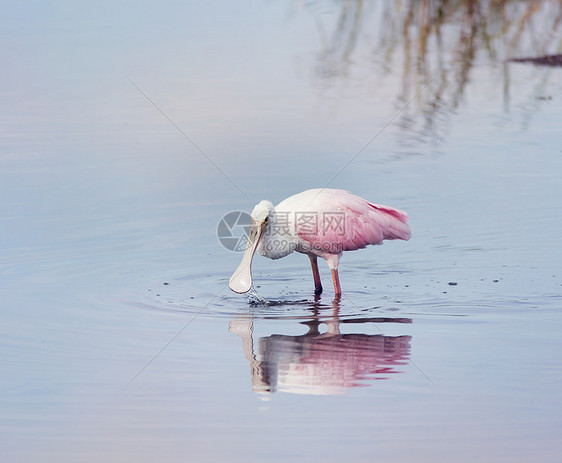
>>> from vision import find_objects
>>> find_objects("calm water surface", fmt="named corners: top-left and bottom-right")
top-left (2, 1), bottom-right (562, 462)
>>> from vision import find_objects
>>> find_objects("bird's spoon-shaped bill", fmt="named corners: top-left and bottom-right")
top-left (229, 221), bottom-right (264, 293)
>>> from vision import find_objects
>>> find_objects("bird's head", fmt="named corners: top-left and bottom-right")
top-left (250, 200), bottom-right (273, 224)
top-left (229, 200), bottom-right (274, 294)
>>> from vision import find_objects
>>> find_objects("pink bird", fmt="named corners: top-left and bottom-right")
top-left (229, 188), bottom-right (411, 298)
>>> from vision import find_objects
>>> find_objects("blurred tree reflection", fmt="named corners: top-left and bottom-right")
top-left (295, 0), bottom-right (562, 144)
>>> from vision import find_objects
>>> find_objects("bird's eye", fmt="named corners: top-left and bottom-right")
top-left (264, 217), bottom-right (269, 223)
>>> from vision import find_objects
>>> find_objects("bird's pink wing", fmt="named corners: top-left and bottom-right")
top-left (295, 190), bottom-right (410, 254)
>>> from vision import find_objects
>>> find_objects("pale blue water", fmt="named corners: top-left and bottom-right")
top-left (1, 1), bottom-right (562, 462)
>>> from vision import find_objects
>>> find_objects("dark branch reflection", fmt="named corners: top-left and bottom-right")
top-left (230, 303), bottom-right (412, 395)
top-left (296, 0), bottom-right (562, 144)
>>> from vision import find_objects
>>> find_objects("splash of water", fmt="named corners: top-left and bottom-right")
top-left (247, 287), bottom-right (271, 306)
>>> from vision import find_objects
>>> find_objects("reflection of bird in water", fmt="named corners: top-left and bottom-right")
top-left (229, 189), bottom-right (410, 298)
top-left (230, 304), bottom-right (412, 395)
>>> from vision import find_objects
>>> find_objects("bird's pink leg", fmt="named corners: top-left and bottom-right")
top-left (331, 269), bottom-right (342, 299)
top-left (308, 255), bottom-right (323, 294)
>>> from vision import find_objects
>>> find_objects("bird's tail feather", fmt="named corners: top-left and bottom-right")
top-left (369, 203), bottom-right (411, 241)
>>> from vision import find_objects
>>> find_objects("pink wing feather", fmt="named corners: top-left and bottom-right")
top-left (294, 190), bottom-right (410, 254)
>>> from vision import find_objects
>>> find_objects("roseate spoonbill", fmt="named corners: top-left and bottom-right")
top-left (228, 189), bottom-right (410, 297)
